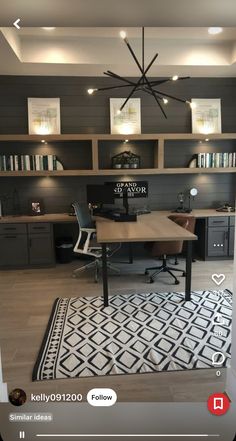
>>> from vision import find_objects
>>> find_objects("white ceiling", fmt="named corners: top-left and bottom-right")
top-left (1, 0), bottom-right (236, 27)
top-left (1, 26), bottom-right (236, 77)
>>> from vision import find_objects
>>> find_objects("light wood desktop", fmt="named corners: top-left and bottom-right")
top-left (96, 211), bottom-right (197, 306)
top-left (0, 209), bottom-right (234, 224)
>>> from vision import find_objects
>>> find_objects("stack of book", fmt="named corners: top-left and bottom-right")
top-left (197, 152), bottom-right (236, 168)
top-left (0, 154), bottom-right (61, 171)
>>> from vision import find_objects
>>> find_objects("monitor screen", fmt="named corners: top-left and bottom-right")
top-left (86, 184), bottom-right (115, 205)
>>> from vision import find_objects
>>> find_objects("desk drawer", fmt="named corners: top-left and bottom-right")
top-left (28, 223), bottom-right (51, 234)
top-left (208, 217), bottom-right (228, 227)
top-left (0, 223), bottom-right (27, 234)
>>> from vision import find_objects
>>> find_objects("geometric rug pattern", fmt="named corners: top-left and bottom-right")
top-left (33, 290), bottom-right (232, 381)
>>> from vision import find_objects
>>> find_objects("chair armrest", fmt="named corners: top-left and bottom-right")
top-left (81, 228), bottom-right (97, 253)
top-left (81, 227), bottom-right (96, 233)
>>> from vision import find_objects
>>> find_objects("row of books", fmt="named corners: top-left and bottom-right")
top-left (197, 152), bottom-right (236, 168)
top-left (0, 155), bottom-right (60, 171)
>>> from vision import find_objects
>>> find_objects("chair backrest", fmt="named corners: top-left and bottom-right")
top-left (72, 202), bottom-right (94, 229)
top-left (150, 215), bottom-right (194, 258)
top-left (168, 214), bottom-right (196, 234)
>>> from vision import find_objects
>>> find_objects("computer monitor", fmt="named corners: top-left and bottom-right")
top-left (86, 185), bottom-right (115, 206)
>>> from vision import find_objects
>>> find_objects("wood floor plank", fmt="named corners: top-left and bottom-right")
top-left (0, 257), bottom-right (233, 402)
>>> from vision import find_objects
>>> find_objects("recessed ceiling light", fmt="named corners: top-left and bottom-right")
top-left (208, 27), bottom-right (223, 35)
top-left (41, 27), bottom-right (56, 31)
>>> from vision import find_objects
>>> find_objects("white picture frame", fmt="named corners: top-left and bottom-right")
top-left (191, 98), bottom-right (222, 134)
top-left (110, 98), bottom-right (141, 134)
top-left (28, 98), bottom-right (61, 135)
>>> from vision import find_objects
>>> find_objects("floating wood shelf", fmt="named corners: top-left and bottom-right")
top-left (0, 133), bottom-right (236, 176)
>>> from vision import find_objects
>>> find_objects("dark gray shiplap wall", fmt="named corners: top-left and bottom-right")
top-left (0, 75), bottom-right (235, 214)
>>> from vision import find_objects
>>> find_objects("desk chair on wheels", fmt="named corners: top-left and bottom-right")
top-left (72, 202), bottom-right (120, 282)
top-left (145, 215), bottom-right (195, 285)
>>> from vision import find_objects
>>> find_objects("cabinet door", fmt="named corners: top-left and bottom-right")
top-left (229, 226), bottom-right (235, 257)
top-left (0, 234), bottom-right (28, 266)
top-left (207, 227), bottom-right (228, 257)
top-left (29, 233), bottom-right (54, 265)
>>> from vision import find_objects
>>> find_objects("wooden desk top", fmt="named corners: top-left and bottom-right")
top-left (0, 209), bottom-right (234, 226)
top-left (96, 211), bottom-right (197, 243)
top-left (0, 213), bottom-right (76, 224)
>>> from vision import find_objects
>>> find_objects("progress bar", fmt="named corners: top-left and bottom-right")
top-left (36, 434), bottom-right (220, 438)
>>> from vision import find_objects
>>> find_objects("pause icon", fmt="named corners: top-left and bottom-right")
top-left (19, 431), bottom-right (25, 439)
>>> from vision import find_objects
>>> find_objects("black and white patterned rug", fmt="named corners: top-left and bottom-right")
top-left (33, 290), bottom-right (232, 381)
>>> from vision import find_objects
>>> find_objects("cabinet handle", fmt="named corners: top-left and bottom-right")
top-left (225, 231), bottom-right (229, 240)
top-left (5, 235), bottom-right (17, 239)
top-left (212, 220), bottom-right (225, 224)
top-left (29, 238), bottom-right (32, 247)
top-left (4, 227), bottom-right (17, 230)
top-left (32, 226), bottom-right (45, 230)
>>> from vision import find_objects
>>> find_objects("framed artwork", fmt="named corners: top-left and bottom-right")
top-left (191, 98), bottom-right (222, 134)
top-left (110, 98), bottom-right (141, 134)
top-left (28, 98), bottom-right (61, 135)
top-left (28, 199), bottom-right (45, 216)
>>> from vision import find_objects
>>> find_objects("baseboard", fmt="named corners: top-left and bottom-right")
top-left (226, 366), bottom-right (236, 402)
top-left (0, 382), bottom-right (8, 402)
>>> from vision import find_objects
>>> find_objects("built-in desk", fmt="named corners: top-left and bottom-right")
top-left (0, 214), bottom-right (77, 268)
top-left (0, 209), bottom-right (234, 268)
top-left (150, 210), bottom-right (234, 260)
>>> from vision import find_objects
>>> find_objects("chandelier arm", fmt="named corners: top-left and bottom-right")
top-left (96, 84), bottom-right (138, 92)
top-left (149, 79), bottom-right (172, 86)
top-left (142, 27), bottom-right (144, 73)
top-left (105, 71), bottom-right (137, 86)
top-left (119, 53), bottom-right (159, 112)
top-left (124, 38), bottom-right (144, 73)
top-left (149, 76), bottom-right (190, 87)
top-left (119, 83), bottom-right (140, 111)
top-left (151, 91), bottom-right (168, 119)
top-left (151, 89), bottom-right (187, 103)
top-left (143, 76), bottom-right (167, 118)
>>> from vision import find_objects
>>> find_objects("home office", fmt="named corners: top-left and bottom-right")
top-left (0, 23), bottom-right (235, 404)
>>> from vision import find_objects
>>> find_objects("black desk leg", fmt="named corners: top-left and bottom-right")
top-left (102, 243), bottom-right (109, 307)
top-left (128, 243), bottom-right (133, 264)
top-left (185, 241), bottom-right (192, 301)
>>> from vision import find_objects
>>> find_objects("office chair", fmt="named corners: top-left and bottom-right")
top-left (145, 215), bottom-right (195, 285)
top-left (72, 202), bottom-right (120, 282)
top-left (173, 214), bottom-right (196, 265)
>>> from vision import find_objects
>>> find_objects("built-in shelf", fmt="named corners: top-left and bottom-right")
top-left (0, 133), bottom-right (236, 176)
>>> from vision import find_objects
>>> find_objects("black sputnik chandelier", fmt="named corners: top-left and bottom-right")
top-left (87, 27), bottom-right (194, 118)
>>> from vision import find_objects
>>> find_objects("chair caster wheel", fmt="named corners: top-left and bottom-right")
top-left (175, 280), bottom-right (180, 285)
top-left (149, 278), bottom-right (154, 283)
top-left (182, 272), bottom-right (186, 277)
top-left (145, 270), bottom-right (149, 275)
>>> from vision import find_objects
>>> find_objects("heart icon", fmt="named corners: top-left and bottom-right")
top-left (212, 273), bottom-right (226, 286)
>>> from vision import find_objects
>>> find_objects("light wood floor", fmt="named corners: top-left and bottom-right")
top-left (0, 256), bottom-right (233, 402)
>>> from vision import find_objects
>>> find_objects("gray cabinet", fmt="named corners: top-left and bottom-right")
top-left (207, 227), bottom-right (228, 257)
top-left (195, 215), bottom-right (235, 260)
top-left (0, 222), bottom-right (55, 268)
top-left (28, 223), bottom-right (54, 265)
top-left (229, 226), bottom-right (235, 257)
top-left (229, 216), bottom-right (235, 257)
top-left (0, 234), bottom-right (28, 266)
top-left (206, 216), bottom-right (234, 259)
top-left (0, 223), bottom-right (28, 266)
